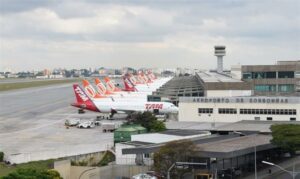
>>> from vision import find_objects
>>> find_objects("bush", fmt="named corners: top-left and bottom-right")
top-left (97, 151), bottom-right (115, 166)
top-left (0, 152), bottom-right (4, 162)
top-left (2, 168), bottom-right (62, 179)
top-left (271, 124), bottom-right (300, 153)
top-left (127, 112), bottom-right (166, 132)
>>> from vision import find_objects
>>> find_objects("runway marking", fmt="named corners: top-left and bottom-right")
top-left (0, 118), bottom-right (64, 137)
top-left (0, 97), bottom-right (73, 118)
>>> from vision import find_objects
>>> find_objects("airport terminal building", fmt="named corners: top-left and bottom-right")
top-left (179, 96), bottom-right (300, 122)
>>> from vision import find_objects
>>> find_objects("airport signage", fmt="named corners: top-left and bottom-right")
top-left (180, 97), bottom-right (300, 104)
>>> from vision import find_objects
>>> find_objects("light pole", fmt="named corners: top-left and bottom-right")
top-left (262, 161), bottom-right (300, 179)
top-left (254, 145), bottom-right (257, 179)
top-left (167, 163), bottom-right (176, 179)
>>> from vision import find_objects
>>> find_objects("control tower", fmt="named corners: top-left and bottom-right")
top-left (214, 46), bottom-right (226, 73)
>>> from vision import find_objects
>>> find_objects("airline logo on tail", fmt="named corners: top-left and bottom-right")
top-left (124, 77), bottom-right (134, 88)
top-left (106, 81), bottom-right (115, 92)
top-left (129, 75), bottom-right (137, 85)
top-left (96, 82), bottom-right (106, 95)
top-left (85, 85), bottom-right (97, 98)
top-left (104, 77), bottom-right (116, 92)
top-left (82, 79), bottom-right (104, 98)
top-left (94, 78), bottom-right (107, 95)
top-left (74, 85), bottom-right (89, 102)
top-left (138, 75), bottom-right (146, 84)
top-left (72, 84), bottom-right (99, 112)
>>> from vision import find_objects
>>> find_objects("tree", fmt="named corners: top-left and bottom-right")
top-left (153, 140), bottom-right (197, 179)
top-left (2, 168), bottom-right (62, 179)
top-left (271, 124), bottom-right (300, 153)
top-left (127, 112), bottom-right (166, 132)
top-left (0, 151), bottom-right (3, 162)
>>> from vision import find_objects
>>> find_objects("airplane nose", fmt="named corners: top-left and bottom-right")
top-left (172, 106), bottom-right (179, 113)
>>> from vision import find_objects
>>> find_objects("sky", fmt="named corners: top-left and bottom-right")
top-left (0, 0), bottom-right (299, 71)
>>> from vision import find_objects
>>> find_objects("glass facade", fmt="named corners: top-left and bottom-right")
top-left (295, 71), bottom-right (300, 78)
top-left (278, 71), bottom-right (294, 78)
top-left (278, 84), bottom-right (294, 92)
top-left (242, 73), bottom-right (252, 79)
top-left (255, 85), bottom-right (276, 92)
top-left (243, 71), bottom-right (277, 79)
top-left (243, 71), bottom-right (296, 79)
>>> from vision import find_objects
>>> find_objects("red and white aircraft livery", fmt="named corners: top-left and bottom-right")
top-left (123, 73), bottom-right (171, 92)
top-left (82, 79), bottom-right (147, 101)
top-left (71, 84), bottom-right (178, 115)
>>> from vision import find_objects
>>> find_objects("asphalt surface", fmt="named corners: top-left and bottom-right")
top-left (0, 83), bottom-right (121, 163)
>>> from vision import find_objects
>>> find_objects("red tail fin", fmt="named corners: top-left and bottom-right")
top-left (129, 74), bottom-right (137, 85)
top-left (137, 74), bottom-right (146, 84)
top-left (104, 77), bottom-right (121, 92)
top-left (72, 84), bottom-right (99, 112)
top-left (94, 78), bottom-right (109, 95)
top-left (82, 79), bottom-right (104, 99)
top-left (123, 76), bottom-right (136, 91)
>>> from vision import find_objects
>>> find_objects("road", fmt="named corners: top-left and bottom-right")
top-left (0, 83), bottom-right (117, 164)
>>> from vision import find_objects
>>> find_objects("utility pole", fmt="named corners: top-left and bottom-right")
top-left (254, 145), bottom-right (257, 179)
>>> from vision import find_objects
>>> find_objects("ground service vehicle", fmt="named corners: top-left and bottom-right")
top-left (65, 118), bottom-right (80, 126)
top-left (194, 172), bottom-right (213, 179)
top-left (101, 123), bottom-right (116, 132)
top-left (77, 121), bottom-right (95, 129)
top-left (132, 173), bottom-right (157, 179)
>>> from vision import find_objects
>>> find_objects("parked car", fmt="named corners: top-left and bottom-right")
top-left (132, 173), bottom-right (157, 179)
top-left (77, 121), bottom-right (95, 129)
top-left (65, 118), bottom-right (80, 126)
top-left (146, 171), bottom-right (164, 179)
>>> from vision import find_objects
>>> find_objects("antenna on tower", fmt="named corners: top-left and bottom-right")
top-left (214, 46), bottom-right (226, 73)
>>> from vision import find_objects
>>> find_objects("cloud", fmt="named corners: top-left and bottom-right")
top-left (0, 0), bottom-right (299, 71)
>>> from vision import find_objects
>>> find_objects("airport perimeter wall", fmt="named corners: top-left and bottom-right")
top-left (4, 143), bottom-right (114, 164)
top-left (54, 160), bottom-right (151, 179)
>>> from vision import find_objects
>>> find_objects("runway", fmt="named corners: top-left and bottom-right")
top-left (0, 82), bottom-right (118, 164)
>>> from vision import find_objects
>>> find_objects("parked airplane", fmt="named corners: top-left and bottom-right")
top-left (82, 79), bottom-right (147, 101)
top-left (71, 84), bottom-right (178, 116)
top-left (94, 78), bottom-right (150, 97)
top-left (123, 74), bottom-right (169, 92)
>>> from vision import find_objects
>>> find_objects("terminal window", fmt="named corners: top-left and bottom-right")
top-left (278, 84), bottom-right (294, 92)
top-left (240, 109), bottom-right (296, 115)
top-left (218, 108), bottom-right (237, 114)
top-left (255, 85), bottom-right (276, 92)
top-left (278, 71), bottom-right (294, 78)
top-left (198, 108), bottom-right (213, 114)
top-left (243, 71), bottom-right (277, 79)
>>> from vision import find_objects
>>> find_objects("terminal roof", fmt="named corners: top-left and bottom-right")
top-left (216, 120), bottom-right (300, 133)
top-left (197, 71), bottom-right (243, 83)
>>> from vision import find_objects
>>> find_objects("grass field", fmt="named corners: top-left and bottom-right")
top-left (0, 78), bottom-right (81, 91)
top-left (0, 159), bottom-right (55, 177)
